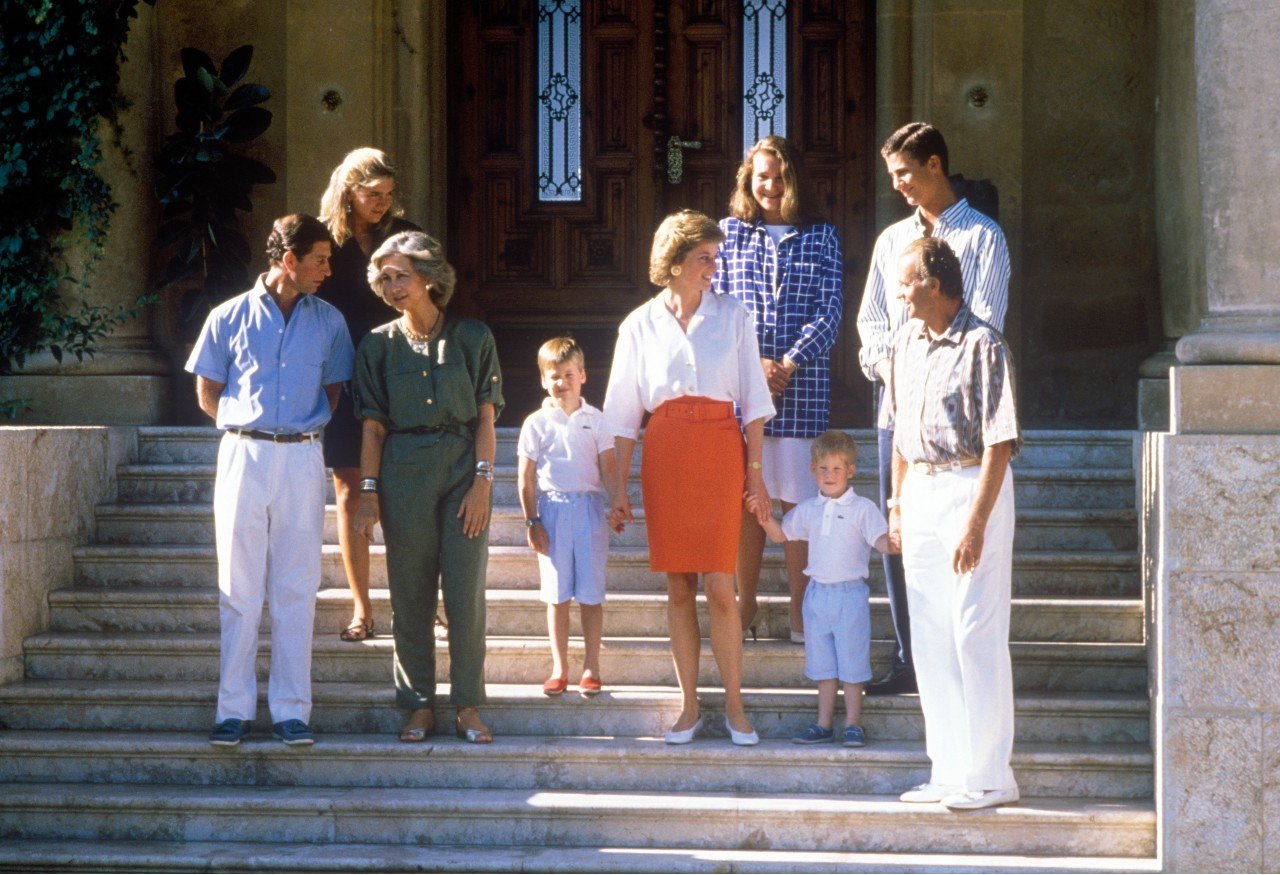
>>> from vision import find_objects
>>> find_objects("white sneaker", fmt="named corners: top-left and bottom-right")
top-left (899, 782), bottom-right (960, 803)
top-left (942, 787), bottom-right (1020, 810)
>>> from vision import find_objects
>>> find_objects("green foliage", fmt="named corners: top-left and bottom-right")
top-left (0, 0), bottom-right (156, 374)
top-left (153, 45), bottom-right (275, 325)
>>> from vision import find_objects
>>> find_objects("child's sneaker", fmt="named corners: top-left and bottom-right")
top-left (791, 722), bottom-right (835, 744)
top-left (842, 724), bottom-right (866, 747)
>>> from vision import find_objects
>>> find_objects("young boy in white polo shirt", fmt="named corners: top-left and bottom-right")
top-left (751, 430), bottom-right (893, 746)
top-left (518, 337), bottom-right (620, 697)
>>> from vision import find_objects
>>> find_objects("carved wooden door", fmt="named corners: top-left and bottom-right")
top-left (449, 1), bottom-right (873, 424)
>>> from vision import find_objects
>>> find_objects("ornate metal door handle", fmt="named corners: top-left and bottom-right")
top-left (666, 135), bottom-right (702, 184)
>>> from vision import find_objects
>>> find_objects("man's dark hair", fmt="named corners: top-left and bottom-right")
top-left (904, 236), bottom-right (964, 300)
top-left (881, 122), bottom-right (949, 176)
top-left (265, 214), bottom-right (334, 265)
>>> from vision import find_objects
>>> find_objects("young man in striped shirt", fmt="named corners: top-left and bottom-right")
top-left (856, 122), bottom-right (1011, 696)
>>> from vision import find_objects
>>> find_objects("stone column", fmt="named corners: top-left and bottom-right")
top-left (1139, 0), bottom-right (1205, 431)
top-left (1153, 1), bottom-right (1280, 871)
top-left (0, 4), bottom-right (171, 424)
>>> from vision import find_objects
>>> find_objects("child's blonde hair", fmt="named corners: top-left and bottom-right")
top-left (537, 336), bottom-right (585, 372)
top-left (810, 430), bottom-right (858, 467)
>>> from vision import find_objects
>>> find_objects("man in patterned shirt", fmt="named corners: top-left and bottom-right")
top-left (883, 237), bottom-right (1021, 811)
top-left (857, 121), bottom-right (1011, 695)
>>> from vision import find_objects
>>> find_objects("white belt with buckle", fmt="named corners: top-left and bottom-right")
top-left (912, 457), bottom-right (982, 475)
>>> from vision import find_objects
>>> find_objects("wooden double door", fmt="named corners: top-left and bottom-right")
top-left (448, 0), bottom-right (875, 424)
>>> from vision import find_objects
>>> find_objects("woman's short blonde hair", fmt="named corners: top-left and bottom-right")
top-left (367, 231), bottom-right (456, 310)
top-left (648, 209), bottom-right (725, 287)
top-left (319, 147), bottom-right (405, 245)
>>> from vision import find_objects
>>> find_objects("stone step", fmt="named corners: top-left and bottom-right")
top-left (73, 544), bottom-right (1142, 597)
top-left (0, 731), bottom-right (1153, 799)
top-left (93, 502), bottom-right (1140, 553)
top-left (48, 587), bottom-right (1145, 643)
top-left (0, 838), bottom-right (1165, 875)
top-left (22, 633), bottom-right (1148, 691)
top-left (135, 425), bottom-right (1138, 470)
top-left (0, 680), bottom-right (1151, 744)
top-left (0, 783), bottom-right (1156, 857)
top-left (112, 462), bottom-right (1136, 509)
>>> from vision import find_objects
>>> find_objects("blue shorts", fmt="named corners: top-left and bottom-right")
top-left (537, 491), bottom-right (608, 605)
top-left (803, 578), bottom-right (872, 684)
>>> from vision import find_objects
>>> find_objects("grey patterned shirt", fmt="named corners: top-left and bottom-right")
top-left (879, 306), bottom-right (1022, 464)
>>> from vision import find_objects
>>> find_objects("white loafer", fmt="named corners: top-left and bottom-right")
top-left (942, 787), bottom-right (1020, 810)
top-left (899, 782), bottom-right (961, 803)
top-left (725, 717), bottom-right (759, 746)
top-left (664, 717), bottom-right (703, 745)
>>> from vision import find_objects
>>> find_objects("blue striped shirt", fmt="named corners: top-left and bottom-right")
top-left (714, 217), bottom-right (843, 438)
top-left (856, 198), bottom-right (1010, 381)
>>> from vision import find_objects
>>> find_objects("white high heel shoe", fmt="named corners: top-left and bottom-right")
top-left (725, 717), bottom-right (760, 746)
top-left (664, 716), bottom-right (703, 745)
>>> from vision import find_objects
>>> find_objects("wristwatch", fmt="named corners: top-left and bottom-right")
top-left (474, 460), bottom-right (494, 482)
top-left (886, 497), bottom-right (901, 509)
top-left (525, 516), bottom-right (542, 528)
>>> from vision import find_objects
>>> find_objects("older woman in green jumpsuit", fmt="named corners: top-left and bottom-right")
top-left (352, 231), bottom-right (503, 744)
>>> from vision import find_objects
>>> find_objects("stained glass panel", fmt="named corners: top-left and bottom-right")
top-left (743, 0), bottom-right (788, 145)
top-left (537, 0), bottom-right (582, 202)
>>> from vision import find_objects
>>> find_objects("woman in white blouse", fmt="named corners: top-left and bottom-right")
top-left (604, 209), bottom-right (775, 746)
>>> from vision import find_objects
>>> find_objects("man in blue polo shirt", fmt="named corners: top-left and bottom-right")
top-left (186, 214), bottom-right (355, 747)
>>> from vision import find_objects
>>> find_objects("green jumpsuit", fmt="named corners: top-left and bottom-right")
top-left (353, 316), bottom-right (503, 709)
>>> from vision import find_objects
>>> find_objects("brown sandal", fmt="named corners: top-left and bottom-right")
top-left (339, 617), bottom-right (374, 642)
top-left (455, 707), bottom-right (493, 744)
top-left (399, 708), bottom-right (435, 743)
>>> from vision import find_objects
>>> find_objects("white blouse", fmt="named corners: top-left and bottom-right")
top-left (603, 291), bottom-right (776, 440)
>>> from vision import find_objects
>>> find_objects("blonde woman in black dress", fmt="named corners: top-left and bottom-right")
top-left (318, 147), bottom-right (419, 642)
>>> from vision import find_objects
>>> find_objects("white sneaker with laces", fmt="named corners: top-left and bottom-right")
top-left (898, 782), bottom-right (960, 803)
top-left (941, 787), bottom-right (1020, 810)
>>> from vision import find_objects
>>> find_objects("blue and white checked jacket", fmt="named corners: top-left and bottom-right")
top-left (714, 217), bottom-right (843, 438)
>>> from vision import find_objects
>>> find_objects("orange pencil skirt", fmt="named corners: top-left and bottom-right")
top-left (641, 397), bottom-right (745, 573)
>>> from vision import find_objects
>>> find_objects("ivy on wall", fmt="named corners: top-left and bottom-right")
top-left (0, 0), bottom-right (154, 374)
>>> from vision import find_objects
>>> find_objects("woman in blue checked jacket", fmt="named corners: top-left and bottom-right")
top-left (714, 135), bottom-right (844, 645)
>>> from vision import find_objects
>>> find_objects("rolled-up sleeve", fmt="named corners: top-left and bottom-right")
top-left (603, 319), bottom-right (646, 440)
top-left (352, 335), bottom-right (390, 427)
top-left (471, 326), bottom-right (505, 420)
top-left (786, 227), bottom-right (843, 367)
top-left (736, 305), bottom-right (776, 425)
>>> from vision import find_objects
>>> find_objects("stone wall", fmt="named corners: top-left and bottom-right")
top-left (0, 428), bottom-right (135, 683)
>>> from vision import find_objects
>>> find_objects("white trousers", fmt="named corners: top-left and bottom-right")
top-left (213, 432), bottom-right (325, 724)
top-left (900, 463), bottom-right (1017, 792)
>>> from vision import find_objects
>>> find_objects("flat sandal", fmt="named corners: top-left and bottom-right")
top-left (399, 708), bottom-right (435, 743)
top-left (339, 617), bottom-right (374, 642)
top-left (455, 708), bottom-right (493, 744)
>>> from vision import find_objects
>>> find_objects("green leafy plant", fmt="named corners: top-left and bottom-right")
top-left (0, 0), bottom-right (155, 374)
top-left (153, 45), bottom-right (275, 325)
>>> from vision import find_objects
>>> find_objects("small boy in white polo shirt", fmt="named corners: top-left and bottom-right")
top-left (751, 430), bottom-right (893, 746)
top-left (517, 337), bottom-right (620, 698)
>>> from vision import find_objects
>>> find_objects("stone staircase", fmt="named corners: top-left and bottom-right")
top-left (0, 427), bottom-right (1159, 872)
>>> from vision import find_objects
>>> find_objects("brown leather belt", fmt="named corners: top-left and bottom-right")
top-left (228, 428), bottom-right (320, 443)
top-left (911, 457), bottom-right (982, 476)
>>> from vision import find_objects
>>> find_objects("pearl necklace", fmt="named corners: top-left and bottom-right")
top-left (401, 309), bottom-right (442, 344)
